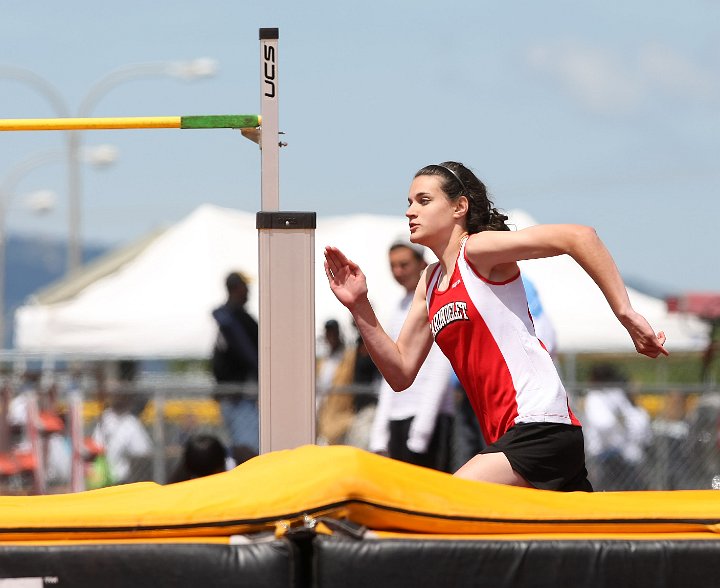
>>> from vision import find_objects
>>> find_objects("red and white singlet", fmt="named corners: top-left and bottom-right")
top-left (426, 237), bottom-right (581, 444)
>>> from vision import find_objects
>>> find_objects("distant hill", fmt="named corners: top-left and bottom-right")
top-left (623, 275), bottom-right (676, 300)
top-left (3, 233), bottom-right (109, 348)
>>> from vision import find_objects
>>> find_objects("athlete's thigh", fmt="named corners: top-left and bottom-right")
top-left (453, 452), bottom-right (533, 487)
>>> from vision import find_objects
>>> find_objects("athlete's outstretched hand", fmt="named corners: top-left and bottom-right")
top-left (620, 310), bottom-right (669, 358)
top-left (324, 246), bottom-right (368, 310)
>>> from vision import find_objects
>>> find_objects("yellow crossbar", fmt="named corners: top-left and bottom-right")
top-left (0, 116), bottom-right (182, 131)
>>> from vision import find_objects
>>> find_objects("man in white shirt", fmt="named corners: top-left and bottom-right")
top-left (92, 396), bottom-right (153, 484)
top-left (368, 240), bottom-right (455, 471)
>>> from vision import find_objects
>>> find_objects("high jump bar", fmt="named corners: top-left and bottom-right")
top-left (0, 114), bottom-right (261, 131)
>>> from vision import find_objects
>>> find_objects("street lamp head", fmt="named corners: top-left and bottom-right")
top-left (24, 189), bottom-right (57, 215)
top-left (81, 144), bottom-right (119, 167)
top-left (168, 58), bottom-right (219, 80)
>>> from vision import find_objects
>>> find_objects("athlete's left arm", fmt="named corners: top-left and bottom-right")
top-left (465, 225), bottom-right (669, 358)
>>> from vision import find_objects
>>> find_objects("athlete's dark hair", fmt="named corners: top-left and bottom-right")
top-left (414, 162), bottom-right (509, 234)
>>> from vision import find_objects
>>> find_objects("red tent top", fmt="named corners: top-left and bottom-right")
top-left (667, 293), bottom-right (720, 319)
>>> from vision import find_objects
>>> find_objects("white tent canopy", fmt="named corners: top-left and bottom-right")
top-left (14, 205), bottom-right (410, 358)
top-left (14, 204), bottom-right (708, 358)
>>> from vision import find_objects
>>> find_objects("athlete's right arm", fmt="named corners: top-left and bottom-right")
top-left (324, 246), bottom-right (433, 390)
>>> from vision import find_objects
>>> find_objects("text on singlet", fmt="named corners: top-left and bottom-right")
top-left (431, 301), bottom-right (469, 337)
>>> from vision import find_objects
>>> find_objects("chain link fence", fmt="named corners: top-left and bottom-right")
top-left (0, 351), bottom-right (717, 494)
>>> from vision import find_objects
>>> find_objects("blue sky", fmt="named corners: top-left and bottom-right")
top-left (1, 1), bottom-right (718, 293)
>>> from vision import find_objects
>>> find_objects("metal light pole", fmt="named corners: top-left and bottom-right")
top-left (0, 146), bottom-right (118, 348)
top-left (0, 151), bottom-right (63, 347)
top-left (0, 59), bottom-right (218, 275)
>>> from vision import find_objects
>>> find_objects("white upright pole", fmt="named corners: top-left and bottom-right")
top-left (257, 28), bottom-right (316, 453)
top-left (259, 28), bottom-right (280, 212)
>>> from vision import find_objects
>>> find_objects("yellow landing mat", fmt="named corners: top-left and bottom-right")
top-left (0, 445), bottom-right (717, 541)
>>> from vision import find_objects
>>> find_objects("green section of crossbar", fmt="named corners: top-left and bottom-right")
top-left (180, 114), bottom-right (261, 129)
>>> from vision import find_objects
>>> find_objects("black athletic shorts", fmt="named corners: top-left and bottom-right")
top-left (481, 422), bottom-right (593, 492)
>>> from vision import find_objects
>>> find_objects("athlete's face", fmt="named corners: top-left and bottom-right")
top-left (389, 246), bottom-right (426, 293)
top-left (406, 175), bottom-right (461, 246)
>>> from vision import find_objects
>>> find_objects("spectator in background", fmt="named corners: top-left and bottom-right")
top-left (316, 317), bottom-right (383, 448)
top-left (91, 393), bottom-right (153, 485)
top-left (369, 240), bottom-right (455, 471)
top-left (316, 319), bottom-right (346, 409)
top-left (582, 363), bottom-right (652, 490)
top-left (316, 319), bottom-right (351, 445)
top-left (168, 434), bottom-right (236, 483)
top-left (317, 319), bottom-right (383, 449)
top-left (211, 272), bottom-right (259, 457)
top-left (342, 320), bottom-right (383, 449)
top-left (7, 372), bottom-right (71, 489)
top-left (317, 319), bottom-right (375, 446)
